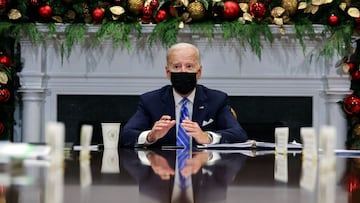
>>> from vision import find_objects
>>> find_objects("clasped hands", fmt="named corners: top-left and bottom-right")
top-left (146, 115), bottom-right (211, 144)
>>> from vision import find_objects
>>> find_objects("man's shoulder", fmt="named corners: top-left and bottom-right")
top-left (141, 85), bottom-right (172, 98)
top-left (197, 84), bottom-right (227, 97)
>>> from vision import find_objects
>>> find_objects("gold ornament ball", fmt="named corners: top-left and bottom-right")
top-left (187, 1), bottom-right (206, 21)
top-left (128, 0), bottom-right (145, 16)
top-left (281, 0), bottom-right (298, 16)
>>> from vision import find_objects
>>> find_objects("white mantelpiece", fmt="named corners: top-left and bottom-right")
top-left (16, 24), bottom-right (350, 148)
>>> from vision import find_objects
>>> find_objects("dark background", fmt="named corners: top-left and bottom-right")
top-left (58, 95), bottom-right (312, 144)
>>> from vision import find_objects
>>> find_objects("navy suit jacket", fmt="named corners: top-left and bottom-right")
top-left (120, 84), bottom-right (248, 147)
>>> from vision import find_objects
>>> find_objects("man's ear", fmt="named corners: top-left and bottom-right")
top-left (196, 65), bottom-right (202, 80)
top-left (166, 67), bottom-right (171, 80)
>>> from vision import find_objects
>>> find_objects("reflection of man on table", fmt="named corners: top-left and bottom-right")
top-left (120, 42), bottom-right (247, 148)
top-left (120, 149), bottom-right (247, 203)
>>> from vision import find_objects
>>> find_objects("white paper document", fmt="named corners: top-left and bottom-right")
top-left (73, 145), bottom-right (99, 151)
top-left (197, 140), bottom-right (302, 149)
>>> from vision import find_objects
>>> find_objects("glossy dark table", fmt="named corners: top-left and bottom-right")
top-left (1, 148), bottom-right (358, 203)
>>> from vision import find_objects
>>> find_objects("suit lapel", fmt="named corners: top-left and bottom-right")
top-left (161, 87), bottom-right (176, 144)
top-left (193, 85), bottom-right (207, 126)
top-left (161, 87), bottom-right (176, 118)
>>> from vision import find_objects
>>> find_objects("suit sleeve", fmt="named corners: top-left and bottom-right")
top-left (120, 96), bottom-right (153, 147)
top-left (214, 96), bottom-right (248, 143)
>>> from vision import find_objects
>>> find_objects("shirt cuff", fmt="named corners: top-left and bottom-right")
top-left (138, 130), bottom-right (154, 145)
top-left (207, 131), bottom-right (221, 144)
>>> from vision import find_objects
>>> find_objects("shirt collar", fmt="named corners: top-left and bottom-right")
top-left (173, 88), bottom-right (196, 105)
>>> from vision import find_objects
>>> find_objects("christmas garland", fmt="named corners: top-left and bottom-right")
top-left (0, 0), bottom-right (359, 59)
top-left (0, 37), bottom-right (20, 140)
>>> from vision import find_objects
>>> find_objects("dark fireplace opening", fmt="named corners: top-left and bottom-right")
top-left (57, 95), bottom-right (312, 145)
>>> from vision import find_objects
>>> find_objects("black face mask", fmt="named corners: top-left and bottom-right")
top-left (170, 72), bottom-right (197, 95)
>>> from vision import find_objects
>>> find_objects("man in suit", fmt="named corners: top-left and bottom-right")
top-left (120, 42), bottom-right (247, 148)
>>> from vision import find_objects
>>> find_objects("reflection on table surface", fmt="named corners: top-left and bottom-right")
top-left (0, 148), bottom-right (358, 203)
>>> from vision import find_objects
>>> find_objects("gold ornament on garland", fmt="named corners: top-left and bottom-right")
top-left (348, 7), bottom-right (360, 18)
top-left (66, 10), bottom-right (76, 22)
top-left (238, 3), bottom-right (253, 23)
top-left (0, 72), bottom-right (8, 85)
top-left (187, 1), bottom-right (206, 21)
top-left (271, 7), bottom-right (285, 25)
top-left (52, 16), bottom-right (63, 23)
top-left (312, 0), bottom-right (333, 6)
top-left (8, 9), bottom-right (21, 20)
top-left (128, 0), bottom-right (145, 16)
top-left (281, 0), bottom-right (298, 16)
top-left (83, 3), bottom-right (92, 24)
top-left (304, 4), bottom-right (319, 14)
top-left (110, 6), bottom-right (125, 20)
top-left (298, 2), bottom-right (307, 10)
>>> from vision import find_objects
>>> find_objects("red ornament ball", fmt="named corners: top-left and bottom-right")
top-left (352, 70), bottom-right (360, 80)
top-left (142, 6), bottom-right (153, 19)
top-left (39, 5), bottom-right (53, 19)
top-left (222, 1), bottom-right (241, 21)
top-left (348, 62), bottom-right (355, 73)
top-left (92, 8), bottom-right (105, 23)
top-left (343, 93), bottom-right (360, 115)
top-left (150, 0), bottom-right (159, 9)
top-left (154, 10), bottom-right (167, 23)
top-left (0, 122), bottom-right (4, 135)
top-left (0, 88), bottom-right (10, 103)
top-left (250, 2), bottom-right (266, 18)
top-left (328, 14), bottom-right (339, 26)
top-left (0, 55), bottom-right (12, 67)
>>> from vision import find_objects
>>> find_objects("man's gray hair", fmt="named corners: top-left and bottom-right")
top-left (166, 42), bottom-right (201, 65)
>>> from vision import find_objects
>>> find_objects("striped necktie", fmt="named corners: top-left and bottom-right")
top-left (177, 98), bottom-right (190, 149)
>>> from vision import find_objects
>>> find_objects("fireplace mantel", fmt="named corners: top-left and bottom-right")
top-left (16, 24), bottom-right (350, 148)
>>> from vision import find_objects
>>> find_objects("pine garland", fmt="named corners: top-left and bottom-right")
top-left (148, 18), bottom-right (180, 48)
top-left (189, 21), bottom-right (215, 41)
top-left (294, 19), bottom-right (316, 55)
top-left (63, 24), bottom-right (88, 57)
top-left (321, 24), bottom-right (353, 59)
top-left (0, 1), bottom-right (358, 60)
top-left (95, 22), bottom-right (142, 50)
top-left (221, 21), bottom-right (273, 60)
